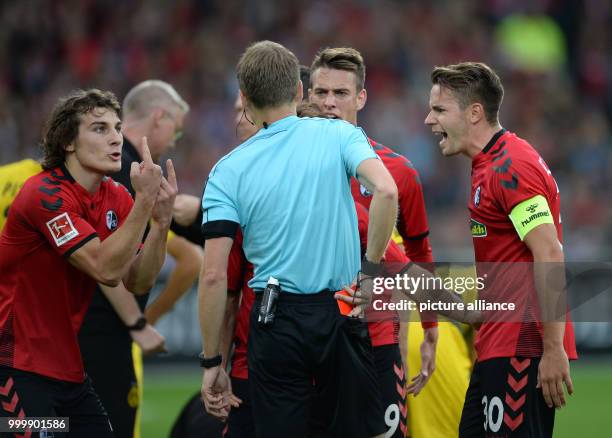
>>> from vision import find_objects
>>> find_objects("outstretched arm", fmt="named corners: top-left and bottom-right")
top-left (145, 235), bottom-right (202, 324)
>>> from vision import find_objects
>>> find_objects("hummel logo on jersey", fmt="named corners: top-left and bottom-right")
top-left (46, 212), bottom-right (79, 246)
top-left (526, 204), bottom-right (538, 214)
top-left (470, 219), bottom-right (487, 237)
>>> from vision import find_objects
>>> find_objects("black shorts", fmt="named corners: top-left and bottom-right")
top-left (459, 357), bottom-right (555, 438)
top-left (169, 392), bottom-right (225, 438)
top-left (226, 377), bottom-right (255, 438)
top-left (0, 366), bottom-right (112, 437)
top-left (373, 344), bottom-right (407, 438)
top-left (79, 334), bottom-right (136, 438)
top-left (248, 290), bottom-right (385, 438)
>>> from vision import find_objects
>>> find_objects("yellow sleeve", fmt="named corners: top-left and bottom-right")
top-left (0, 159), bottom-right (42, 231)
top-left (392, 227), bottom-right (403, 245)
top-left (167, 229), bottom-right (176, 244)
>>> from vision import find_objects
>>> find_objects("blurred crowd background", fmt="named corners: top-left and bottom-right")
top-left (1, 0), bottom-right (610, 261)
top-left (1, 4), bottom-right (610, 435)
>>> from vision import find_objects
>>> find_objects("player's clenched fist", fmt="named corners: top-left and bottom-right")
top-left (130, 136), bottom-right (162, 203)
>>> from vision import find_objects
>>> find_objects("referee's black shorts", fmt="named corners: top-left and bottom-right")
top-left (248, 290), bottom-right (385, 438)
top-left (0, 366), bottom-right (113, 437)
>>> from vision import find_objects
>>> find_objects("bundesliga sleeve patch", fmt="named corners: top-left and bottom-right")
top-left (509, 194), bottom-right (553, 241)
top-left (46, 212), bottom-right (79, 246)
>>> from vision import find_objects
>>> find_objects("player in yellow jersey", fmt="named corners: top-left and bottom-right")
top-left (392, 217), bottom-right (473, 438)
top-left (0, 158), bottom-right (42, 230)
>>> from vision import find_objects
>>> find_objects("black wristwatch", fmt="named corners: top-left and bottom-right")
top-left (199, 353), bottom-right (222, 369)
top-left (126, 316), bottom-right (147, 331)
top-left (361, 258), bottom-right (383, 277)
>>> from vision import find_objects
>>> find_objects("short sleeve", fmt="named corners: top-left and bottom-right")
top-left (25, 188), bottom-right (97, 257)
top-left (201, 166), bottom-right (240, 226)
top-left (490, 157), bottom-right (548, 214)
top-left (339, 123), bottom-right (378, 178)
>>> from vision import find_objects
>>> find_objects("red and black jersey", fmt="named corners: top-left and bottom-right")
top-left (351, 138), bottom-right (433, 263)
top-left (470, 129), bottom-right (577, 361)
top-left (355, 202), bottom-right (438, 345)
top-left (0, 166), bottom-right (133, 382)
top-left (228, 230), bottom-right (254, 380)
top-left (356, 202), bottom-right (407, 347)
top-left (79, 138), bottom-right (148, 340)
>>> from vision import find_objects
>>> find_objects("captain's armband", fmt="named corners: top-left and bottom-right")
top-left (508, 195), bottom-right (554, 241)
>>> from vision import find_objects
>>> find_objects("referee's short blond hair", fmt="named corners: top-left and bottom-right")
top-left (237, 41), bottom-right (300, 109)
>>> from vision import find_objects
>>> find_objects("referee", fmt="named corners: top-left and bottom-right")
top-left (198, 41), bottom-right (398, 438)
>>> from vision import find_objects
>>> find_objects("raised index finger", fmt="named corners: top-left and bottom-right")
top-left (140, 136), bottom-right (153, 164)
top-left (166, 159), bottom-right (177, 190)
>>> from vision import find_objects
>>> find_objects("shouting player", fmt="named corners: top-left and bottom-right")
top-left (425, 62), bottom-right (577, 438)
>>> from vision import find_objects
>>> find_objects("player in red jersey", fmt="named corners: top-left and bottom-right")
top-left (425, 62), bottom-right (577, 437)
top-left (308, 48), bottom-right (439, 438)
top-left (0, 89), bottom-right (176, 436)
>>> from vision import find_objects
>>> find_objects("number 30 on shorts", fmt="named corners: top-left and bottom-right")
top-left (481, 395), bottom-right (504, 433)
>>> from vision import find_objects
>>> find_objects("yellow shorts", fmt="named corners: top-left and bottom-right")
top-left (131, 343), bottom-right (143, 438)
top-left (406, 322), bottom-right (472, 438)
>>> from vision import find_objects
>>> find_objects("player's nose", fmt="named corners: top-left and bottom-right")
top-left (323, 93), bottom-right (336, 108)
top-left (424, 111), bottom-right (435, 125)
top-left (109, 129), bottom-right (123, 146)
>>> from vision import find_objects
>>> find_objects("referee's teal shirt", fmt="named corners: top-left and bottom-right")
top-left (202, 115), bottom-right (377, 293)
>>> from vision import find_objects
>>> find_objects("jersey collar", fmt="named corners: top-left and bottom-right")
top-left (57, 164), bottom-right (103, 200)
top-left (58, 164), bottom-right (76, 183)
top-left (473, 128), bottom-right (506, 168)
top-left (257, 115), bottom-right (298, 133)
top-left (482, 128), bottom-right (506, 154)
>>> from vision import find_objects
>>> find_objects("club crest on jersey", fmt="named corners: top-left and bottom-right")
top-left (46, 212), bottom-right (79, 246)
top-left (106, 210), bottom-right (118, 231)
top-left (474, 186), bottom-right (481, 207)
top-left (470, 218), bottom-right (487, 238)
top-left (360, 184), bottom-right (372, 197)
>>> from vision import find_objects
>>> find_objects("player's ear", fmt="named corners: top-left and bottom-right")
top-left (239, 90), bottom-right (249, 113)
top-left (65, 142), bottom-right (75, 153)
top-left (295, 80), bottom-right (304, 103)
top-left (469, 102), bottom-right (485, 124)
top-left (356, 88), bottom-right (367, 112)
top-left (152, 107), bottom-right (164, 126)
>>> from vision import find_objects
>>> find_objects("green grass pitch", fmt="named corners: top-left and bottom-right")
top-left (141, 360), bottom-right (612, 437)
